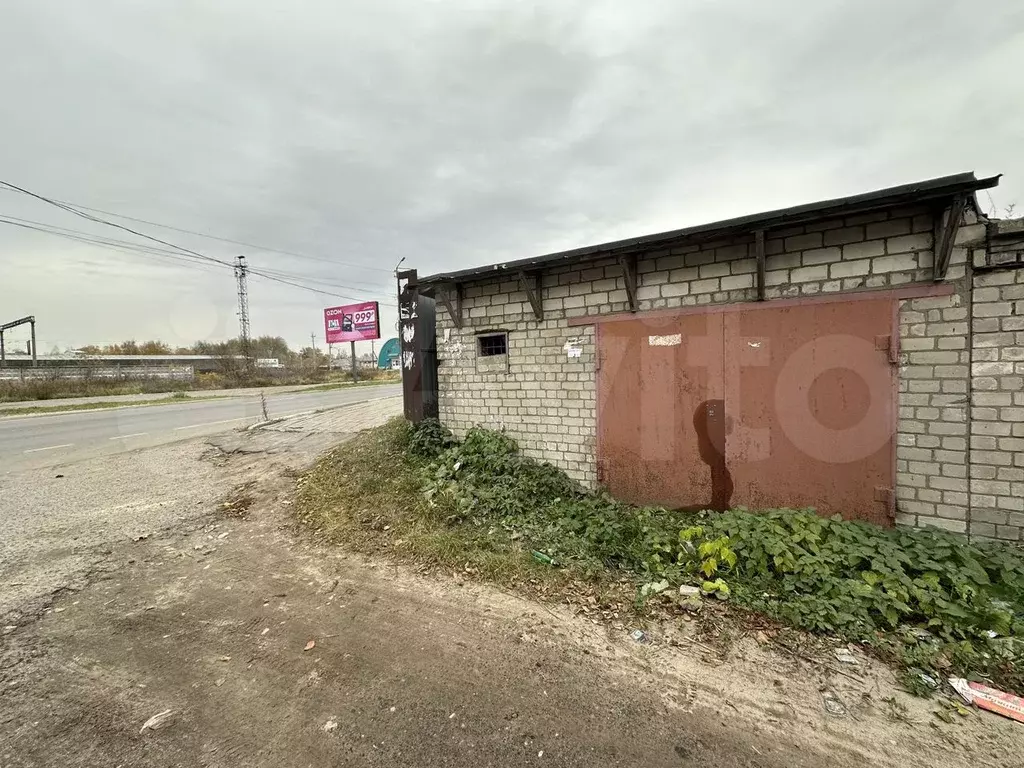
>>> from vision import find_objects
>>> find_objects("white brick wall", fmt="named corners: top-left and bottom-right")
top-left (433, 205), bottom-right (1023, 541)
top-left (437, 292), bottom-right (599, 485)
top-left (896, 293), bottom-right (971, 534)
top-left (968, 267), bottom-right (1024, 543)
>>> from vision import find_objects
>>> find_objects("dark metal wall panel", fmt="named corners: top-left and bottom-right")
top-left (399, 287), bottom-right (438, 423)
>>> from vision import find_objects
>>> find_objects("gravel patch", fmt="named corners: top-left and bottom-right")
top-left (0, 440), bottom-right (221, 623)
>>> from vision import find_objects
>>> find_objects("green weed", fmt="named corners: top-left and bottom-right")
top-left (297, 419), bottom-right (1024, 694)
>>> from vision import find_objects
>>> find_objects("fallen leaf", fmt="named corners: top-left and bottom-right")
top-left (304, 640), bottom-right (316, 651)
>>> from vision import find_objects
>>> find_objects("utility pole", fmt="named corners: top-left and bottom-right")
top-left (234, 255), bottom-right (252, 369)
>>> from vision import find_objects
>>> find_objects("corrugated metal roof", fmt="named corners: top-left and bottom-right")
top-left (420, 172), bottom-right (1000, 285)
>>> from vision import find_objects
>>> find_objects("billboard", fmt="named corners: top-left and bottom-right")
top-left (324, 301), bottom-right (380, 343)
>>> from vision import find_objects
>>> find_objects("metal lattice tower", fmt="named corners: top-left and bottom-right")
top-left (234, 255), bottom-right (252, 363)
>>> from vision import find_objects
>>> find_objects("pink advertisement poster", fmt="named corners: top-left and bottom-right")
top-left (324, 301), bottom-right (380, 343)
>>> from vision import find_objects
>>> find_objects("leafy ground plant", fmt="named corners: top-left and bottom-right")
top-left (297, 418), bottom-right (1024, 694)
top-left (696, 508), bottom-right (1024, 693)
top-left (296, 419), bottom-right (593, 598)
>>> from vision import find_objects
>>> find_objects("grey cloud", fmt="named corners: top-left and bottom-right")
top-left (1, 0), bottom-right (1023, 350)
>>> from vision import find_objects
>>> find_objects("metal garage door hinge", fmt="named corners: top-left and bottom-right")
top-left (874, 486), bottom-right (896, 522)
top-left (874, 334), bottom-right (900, 365)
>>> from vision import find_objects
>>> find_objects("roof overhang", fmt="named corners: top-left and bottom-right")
top-left (420, 172), bottom-right (1000, 285)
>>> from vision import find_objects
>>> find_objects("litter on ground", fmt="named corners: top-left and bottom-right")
top-left (948, 678), bottom-right (1024, 724)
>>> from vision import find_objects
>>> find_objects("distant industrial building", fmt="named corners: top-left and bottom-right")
top-left (0, 353), bottom-right (245, 381)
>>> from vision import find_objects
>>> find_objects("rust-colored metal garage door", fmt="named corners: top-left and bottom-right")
top-left (595, 296), bottom-right (897, 525)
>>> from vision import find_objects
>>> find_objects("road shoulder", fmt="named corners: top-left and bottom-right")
top-left (3, 402), bottom-right (1018, 768)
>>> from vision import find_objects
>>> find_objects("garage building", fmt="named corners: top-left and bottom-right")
top-left (409, 173), bottom-right (1024, 542)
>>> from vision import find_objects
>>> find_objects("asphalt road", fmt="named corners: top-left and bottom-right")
top-left (0, 385), bottom-right (400, 469)
top-left (0, 381), bottom-right (362, 411)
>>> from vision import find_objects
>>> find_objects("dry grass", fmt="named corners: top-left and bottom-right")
top-left (0, 378), bottom-right (191, 402)
top-left (0, 391), bottom-right (210, 417)
top-left (295, 419), bottom-right (636, 607)
top-left (0, 369), bottom-right (395, 403)
top-left (294, 421), bottom-right (895, 672)
top-left (220, 481), bottom-right (257, 519)
top-left (294, 420), bottom-right (1024, 697)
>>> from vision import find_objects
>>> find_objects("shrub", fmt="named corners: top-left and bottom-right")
top-left (409, 425), bottom-right (1024, 690)
top-left (408, 418), bottom-right (456, 460)
top-left (308, 421), bottom-right (1024, 692)
top-left (700, 508), bottom-right (1024, 643)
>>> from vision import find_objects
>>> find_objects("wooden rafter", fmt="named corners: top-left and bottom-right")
top-left (438, 282), bottom-right (463, 329)
top-left (933, 194), bottom-right (968, 281)
top-left (755, 229), bottom-right (766, 301)
top-left (618, 254), bottom-right (638, 312)
top-left (518, 270), bottom-right (543, 320)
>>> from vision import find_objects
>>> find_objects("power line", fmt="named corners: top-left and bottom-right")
top-left (2, 213), bottom-right (394, 296)
top-left (0, 179), bottom-right (231, 268)
top-left (0, 199), bottom-right (395, 304)
top-left (0, 215), bottom-right (226, 273)
top-left (0, 214), bottom-right (193, 256)
top-left (0, 185), bottom-right (393, 273)
top-left (246, 265), bottom-right (396, 305)
top-left (252, 264), bottom-right (390, 293)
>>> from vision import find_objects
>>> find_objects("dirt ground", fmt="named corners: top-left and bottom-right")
top-left (1, 406), bottom-right (1021, 767)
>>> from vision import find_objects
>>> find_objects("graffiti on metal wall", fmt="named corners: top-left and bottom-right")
top-left (399, 293), bottom-right (419, 372)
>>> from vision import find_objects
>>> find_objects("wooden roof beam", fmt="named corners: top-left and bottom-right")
top-left (438, 282), bottom-right (463, 329)
top-left (934, 194), bottom-right (968, 281)
top-left (618, 254), bottom-right (638, 312)
top-left (518, 270), bottom-right (543, 320)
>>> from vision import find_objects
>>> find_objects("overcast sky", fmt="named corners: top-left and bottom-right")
top-left (1, 0), bottom-right (1022, 355)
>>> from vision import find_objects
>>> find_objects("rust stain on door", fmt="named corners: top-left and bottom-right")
top-left (597, 314), bottom-right (723, 509)
top-left (596, 298), bottom-right (896, 524)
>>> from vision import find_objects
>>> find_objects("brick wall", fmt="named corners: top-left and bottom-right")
top-left (968, 264), bottom-right (1024, 543)
top-left (437, 297), bottom-right (599, 485)
top-left (433, 206), bottom-right (1022, 540)
top-left (894, 292), bottom-right (972, 533)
